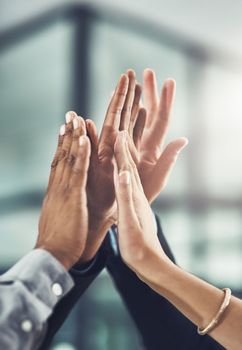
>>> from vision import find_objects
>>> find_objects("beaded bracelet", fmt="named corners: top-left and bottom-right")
top-left (197, 288), bottom-right (232, 336)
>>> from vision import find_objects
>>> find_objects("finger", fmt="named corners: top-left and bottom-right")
top-left (126, 133), bottom-right (139, 166)
top-left (148, 79), bottom-right (176, 155)
top-left (133, 108), bottom-right (147, 150)
top-left (124, 132), bottom-right (143, 191)
top-left (101, 74), bottom-right (129, 130)
top-left (113, 135), bottom-right (137, 222)
top-left (143, 69), bottom-right (159, 127)
top-left (47, 125), bottom-right (65, 189)
top-left (86, 119), bottom-right (99, 154)
top-left (54, 111), bottom-right (76, 183)
top-left (128, 83), bottom-right (142, 136)
top-left (69, 135), bottom-right (91, 188)
top-left (119, 69), bottom-right (136, 131)
top-left (114, 163), bottom-right (137, 224)
top-left (77, 116), bottom-right (87, 136)
top-left (114, 131), bottom-right (131, 173)
top-left (86, 118), bottom-right (99, 166)
top-left (148, 137), bottom-right (188, 202)
top-left (61, 116), bottom-right (85, 184)
top-left (114, 132), bottom-right (141, 192)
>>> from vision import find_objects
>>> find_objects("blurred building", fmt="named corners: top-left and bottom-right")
top-left (1, 0), bottom-right (242, 349)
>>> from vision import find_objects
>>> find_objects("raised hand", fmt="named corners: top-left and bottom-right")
top-left (36, 112), bottom-right (90, 270)
top-left (81, 69), bottom-right (188, 262)
top-left (80, 71), bottom-right (139, 262)
top-left (113, 131), bottom-right (171, 276)
top-left (128, 69), bottom-right (188, 203)
top-left (114, 131), bottom-right (242, 350)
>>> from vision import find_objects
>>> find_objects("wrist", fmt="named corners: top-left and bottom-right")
top-left (78, 217), bottom-right (113, 263)
top-left (35, 244), bottom-right (74, 270)
top-left (135, 249), bottom-right (175, 287)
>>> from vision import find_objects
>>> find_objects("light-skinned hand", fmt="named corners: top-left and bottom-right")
top-left (113, 130), bottom-right (179, 275)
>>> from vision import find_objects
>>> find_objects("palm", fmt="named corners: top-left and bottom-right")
top-left (138, 127), bottom-right (164, 202)
top-left (87, 159), bottom-right (116, 218)
top-left (86, 125), bottom-right (118, 221)
top-left (135, 70), bottom-right (187, 203)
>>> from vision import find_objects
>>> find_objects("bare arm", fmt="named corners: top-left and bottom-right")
top-left (114, 130), bottom-right (242, 350)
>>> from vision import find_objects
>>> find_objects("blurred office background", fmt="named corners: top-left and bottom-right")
top-left (1, 0), bottom-right (242, 349)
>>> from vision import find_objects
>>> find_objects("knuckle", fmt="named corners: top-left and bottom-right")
top-left (122, 106), bottom-right (132, 114)
top-left (58, 136), bottom-right (64, 146)
top-left (116, 91), bottom-right (126, 98)
top-left (72, 166), bottom-right (82, 176)
top-left (67, 154), bottom-right (76, 167)
top-left (63, 186), bottom-right (71, 199)
top-left (72, 132), bottom-right (80, 140)
top-left (58, 149), bottom-right (67, 161)
top-left (51, 157), bottom-right (58, 169)
top-left (110, 108), bottom-right (122, 116)
top-left (65, 124), bottom-right (73, 136)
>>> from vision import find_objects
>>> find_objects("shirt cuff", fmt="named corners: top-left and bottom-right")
top-left (71, 248), bottom-right (107, 278)
top-left (70, 234), bottom-right (111, 280)
top-left (0, 249), bottom-right (74, 309)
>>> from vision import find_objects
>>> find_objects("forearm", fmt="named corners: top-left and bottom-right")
top-left (0, 249), bottom-right (73, 350)
top-left (143, 257), bottom-right (242, 350)
top-left (107, 225), bottom-right (224, 350)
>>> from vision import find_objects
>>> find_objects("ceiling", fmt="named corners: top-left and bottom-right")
top-left (1, 0), bottom-right (242, 56)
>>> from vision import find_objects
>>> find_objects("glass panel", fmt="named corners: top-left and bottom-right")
top-left (0, 208), bottom-right (39, 267)
top-left (203, 64), bottom-right (242, 198)
top-left (0, 22), bottom-right (74, 198)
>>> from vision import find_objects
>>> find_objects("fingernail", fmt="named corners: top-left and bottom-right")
top-left (78, 116), bottom-right (85, 127)
top-left (176, 138), bottom-right (189, 154)
top-left (60, 124), bottom-right (65, 136)
top-left (79, 135), bottom-right (85, 146)
top-left (119, 170), bottom-right (130, 185)
top-left (85, 118), bottom-right (92, 127)
top-left (73, 118), bottom-right (79, 130)
top-left (120, 73), bottom-right (128, 83)
top-left (65, 112), bottom-right (74, 123)
top-left (127, 69), bottom-right (136, 78)
top-left (164, 78), bottom-right (175, 87)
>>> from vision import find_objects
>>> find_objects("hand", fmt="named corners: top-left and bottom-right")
top-left (128, 69), bottom-right (188, 203)
top-left (113, 131), bottom-right (171, 277)
top-left (36, 113), bottom-right (90, 270)
top-left (82, 69), bottom-right (187, 262)
top-left (80, 70), bottom-right (140, 262)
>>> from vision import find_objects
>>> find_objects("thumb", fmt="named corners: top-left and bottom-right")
top-left (147, 137), bottom-right (188, 202)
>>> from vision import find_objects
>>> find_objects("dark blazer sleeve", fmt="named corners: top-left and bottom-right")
top-left (106, 215), bottom-right (225, 350)
top-left (39, 240), bottom-right (109, 350)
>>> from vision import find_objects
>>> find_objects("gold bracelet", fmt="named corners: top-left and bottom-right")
top-left (197, 288), bottom-right (232, 336)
